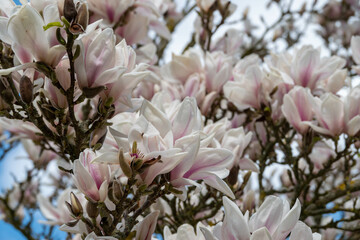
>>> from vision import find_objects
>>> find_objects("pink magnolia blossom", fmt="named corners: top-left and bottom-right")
top-left (0, 4), bottom-right (65, 67)
top-left (266, 45), bottom-right (345, 91)
top-left (201, 196), bottom-right (318, 240)
top-left (73, 149), bottom-right (110, 202)
top-left (220, 127), bottom-right (258, 172)
top-left (281, 86), bottom-right (313, 134)
top-left (306, 93), bottom-right (345, 137)
top-left (224, 64), bottom-right (263, 110)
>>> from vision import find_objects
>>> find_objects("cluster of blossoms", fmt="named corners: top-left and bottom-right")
top-left (0, 0), bottom-right (360, 239)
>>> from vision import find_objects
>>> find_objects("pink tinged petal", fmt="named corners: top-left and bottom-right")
top-left (294, 48), bottom-right (320, 88)
top-left (0, 16), bottom-right (12, 44)
top-left (8, 5), bottom-right (49, 63)
top-left (91, 151), bottom-right (119, 164)
top-left (320, 94), bottom-right (344, 136)
top-left (289, 221), bottom-right (312, 240)
top-left (222, 196), bottom-right (250, 240)
top-left (351, 36), bottom-right (360, 65)
top-left (326, 69), bottom-right (347, 93)
top-left (12, 43), bottom-right (33, 64)
top-left (140, 100), bottom-right (172, 139)
top-left (249, 196), bottom-right (283, 234)
top-left (98, 180), bottom-right (109, 202)
top-left (212, 63), bottom-right (231, 92)
top-left (171, 134), bottom-right (200, 179)
top-left (200, 227), bottom-right (219, 240)
top-left (239, 157), bottom-right (259, 172)
top-left (183, 148), bottom-right (233, 179)
top-left (149, 19), bottom-right (171, 40)
top-left (135, 210), bottom-right (160, 240)
top-left (347, 116), bottom-right (360, 136)
top-left (172, 97), bottom-right (202, 140)
top-left (250, 227), bottom-right (272, 240)
top-left (203, 173), bottom-right (235, 199)
top-left (86, 29), bottom-right (116, 87)
top-left (142, 150), bottom-right (185, 185)
top-left (272, 199), bottom-right (301, 240)
top-left (201, 91), bottom-right (218, 115)
top-left (73, 160), bottom-right (100, 202)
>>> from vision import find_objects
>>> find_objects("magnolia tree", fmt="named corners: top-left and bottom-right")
top-left (0, 0), bottom-right (359, 239)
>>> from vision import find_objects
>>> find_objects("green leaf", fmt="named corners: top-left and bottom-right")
top-left (43, 21), bottom-right (63, 31)
top-left (73, 45), bottom-right (81, 60)
top-left (56, 28), bottom-right (66, 46)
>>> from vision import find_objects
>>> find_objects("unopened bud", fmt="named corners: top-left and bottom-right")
top-left (112, 180), bottom-right (123, 201)
top-left (1, 89), bottom-right (14, 104)
top-left (119, 149), bottom-right (132, 178)
top-left (66, 192), bottom-right (83, 218)
top-left (70, 2), bottom-right (89, 34)
top-left (90, 126), bottom-right (107, 148)
top-left (20, 76), bottom-right (33, 104)
top-left (86, 201), bottom-right (99, 218)
top-left (82, 86), bottom-right (106, 98)
top-left (227, 165), bottom-right (239, 185)
top-left (63, 0), bottom-right (77, 22)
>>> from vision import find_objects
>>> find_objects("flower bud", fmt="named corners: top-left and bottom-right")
top-left (89, 126), bottom-right (107, 148)
top-left (66, 192), bottom-right (83, 218)
top-left (63, 0), bottom-right (77, 22)
top-left (119, 149), bottom-right (132, 178)
top-left (20, 75), bottom-right (33, 104)
top-left (70, 2), bottom-right (89, 34)
top-left (86, 201), bottom-right (99, 219)
top-left (227, 165), bottom-right (239, 186)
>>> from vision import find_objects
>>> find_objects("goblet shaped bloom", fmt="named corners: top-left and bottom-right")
top-left (0, 4), bottom-right (65, 67)
top-left (282, 86), bottom-right (313, 134)
top-left (73, 149), bottom-right (110, 202)
top-left (201, 196), bottom-right (320, 240)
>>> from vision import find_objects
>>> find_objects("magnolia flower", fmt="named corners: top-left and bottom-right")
top-left (204, 51), bottom-right (233, 93)
top-left (73, 149), bottom-right (111, 202)
top-left (75, 29), bottom-right (148, 109)
top-left (0, 4), bottom-right (65, 67)
top-left (224, 64), bottom-right (263, 110)
top-left (306, 93), bottom-right (344, 137)
top-left (281, 86), bottom-right (313, 134)
top-left (94, 96), bottom-right (234, 197)
top-left (114, 0), bottom-right (171, 44)
top-left (87, 0), bottom-right (133, 26)
top-left (344, 86), bottom-right (360, 136)
top-left (266, 45), bottom-right (345, 91)
top-left (201, 196), bottom-right (318, 240)
top-left (37, 189), bottom-right (74, 225)
top-left (221, 127), bottom-right (257, 172)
